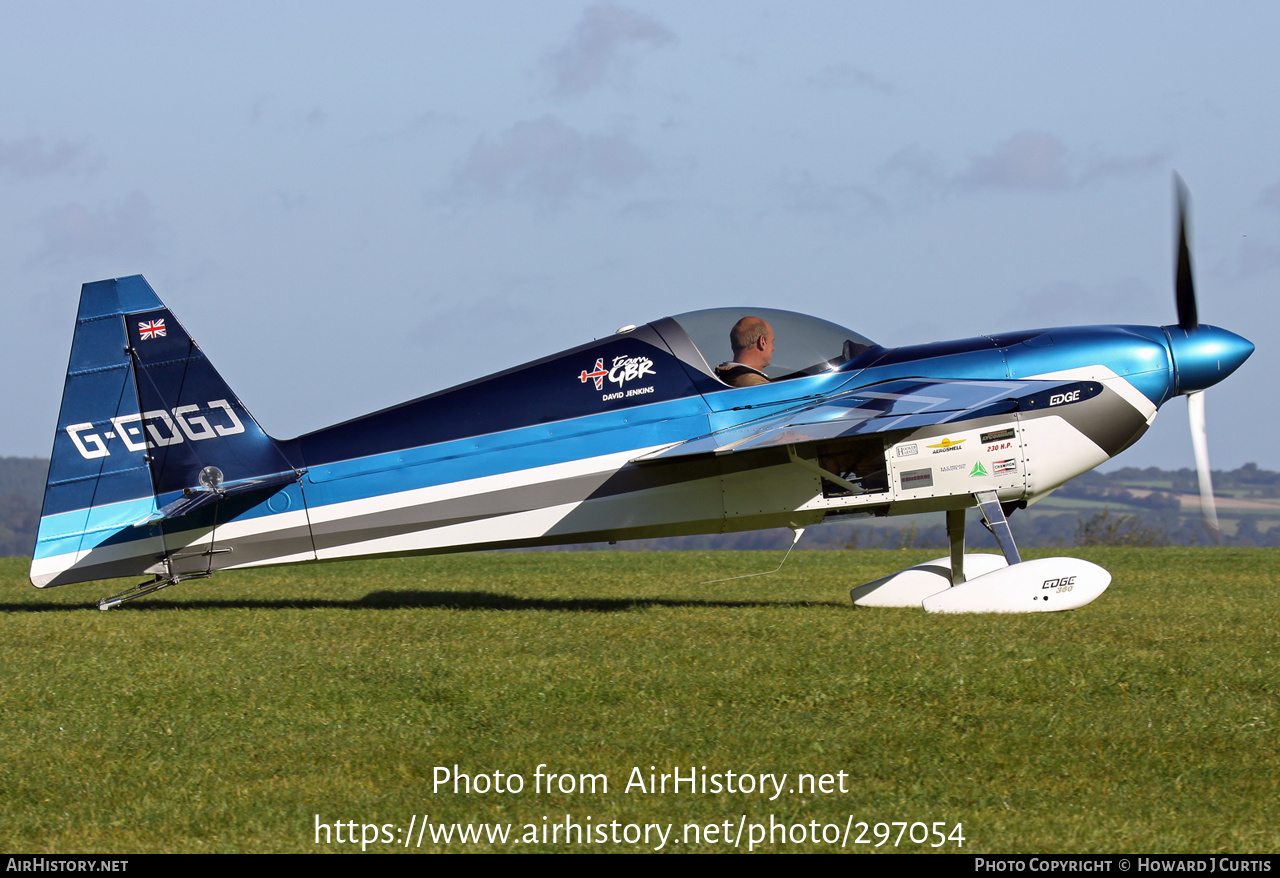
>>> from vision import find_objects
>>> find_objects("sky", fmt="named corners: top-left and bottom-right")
top-left (2, 1), bottom-right (1276, 471)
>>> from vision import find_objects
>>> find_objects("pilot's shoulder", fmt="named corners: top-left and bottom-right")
top-left (715, 363), bottom-right (769, 387)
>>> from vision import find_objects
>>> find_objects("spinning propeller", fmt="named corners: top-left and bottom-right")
top-left (1170, 175), bottom-right (1244, 543)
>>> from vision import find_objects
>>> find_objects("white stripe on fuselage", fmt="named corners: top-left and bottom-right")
top-left (313, 501), bottom-right (588, 560)
top-left (305, 444), bottom-right (674, 559)
top-left (305, 444), bottom-right (671, 525)
top-left (32, 444), bottom-right (674, 585)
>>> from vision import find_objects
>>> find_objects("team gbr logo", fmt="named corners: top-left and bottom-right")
top-left (578, 355), bottom-right (656, 391)
top-left (65, 400), bottom-right (245, 460)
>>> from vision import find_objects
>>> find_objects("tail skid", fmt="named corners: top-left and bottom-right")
top-left (31, 276), bottom-right (307, 592)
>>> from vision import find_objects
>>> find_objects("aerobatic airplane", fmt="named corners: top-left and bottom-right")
top-left (30, 180), bottom-right (1253, 611)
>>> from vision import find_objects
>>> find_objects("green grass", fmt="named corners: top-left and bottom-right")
top-left (1, 549), bottom-right (1276, 853)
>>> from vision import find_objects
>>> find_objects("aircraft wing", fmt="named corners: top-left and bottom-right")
top-left (634, 377), bottom-right (1101, 461)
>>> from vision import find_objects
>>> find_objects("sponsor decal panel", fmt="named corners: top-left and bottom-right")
top-left (993, 458), bottom-right (1018, 475)
top-left (900, 467), bottom-right (933, 489)
top-left (980, 428), bottom-right (1016, 444)
top-left (969, 462), bottom-right (988, 477)
top-left (927, 438), bottom-right (966, 454)
top-left (896, 443), bottom-right (918, 458)
top-left (941, 463), bottom-right (967, 473)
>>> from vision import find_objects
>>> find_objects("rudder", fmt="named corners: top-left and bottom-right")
top-left (31, 276), bottom-right (302, 588)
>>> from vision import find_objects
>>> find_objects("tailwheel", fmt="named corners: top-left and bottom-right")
top-left (97, 572), bottom-right (210, 611)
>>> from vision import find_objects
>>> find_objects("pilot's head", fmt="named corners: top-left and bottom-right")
top-left (730, 316), bottom-right (775, 369)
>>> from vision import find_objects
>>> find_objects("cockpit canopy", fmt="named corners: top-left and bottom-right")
top-left (669, 307), bottom-right (878, 382)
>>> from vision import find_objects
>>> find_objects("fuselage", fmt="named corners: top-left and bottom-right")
top-left (30, 291), bottom-right (1253, 589)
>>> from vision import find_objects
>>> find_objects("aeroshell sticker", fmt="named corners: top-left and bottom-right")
top-left (900, 468), bottom-right (933, 489)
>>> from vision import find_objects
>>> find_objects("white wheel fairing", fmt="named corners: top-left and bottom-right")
top-left (850, 554), bottom-right (1010, 607)
top-left (922, 557), bottom-right (1110, 613)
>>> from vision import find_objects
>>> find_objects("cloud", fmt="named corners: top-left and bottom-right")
top-left (370, 110), bottom-right (462, 144)
top-left (1074, 151), bottom-right (1167, 186)
top-left (1224, 239), bottom-right (1280, 283)
top-left (0, 136), bottom-right (85, 177)
top-left (1004, 277), bottom-right (1158, 328)
top-left (617, 198), bottom-right (678, 220)
top-left (449, 116), bottom-right (649, 207)
top-left (804, 64), bottom-right (896, 96)
top-left (879, 145), bottom-right (948, 187)
top-left (544, 3), bottom-right (675, 98)
top-left (246, 97), bottom-right (333, 130)
top-left (957, 131), bottom-right (1071, 190)
top-left (30, 192), bottom-right (157, 266)
top-left (884, 131), bottom-right (1166, 192)
top-left (1257, 182), bottom-right (1280, 211)
top-left (779, 172), bottom-right (889, 220)
top-left (248, 96), bottom-right (272, 124)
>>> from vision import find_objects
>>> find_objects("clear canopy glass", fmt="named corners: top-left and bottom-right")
top-left (670, 307), bottom-right (877, 381)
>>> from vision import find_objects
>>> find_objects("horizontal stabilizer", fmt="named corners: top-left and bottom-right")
top-left (139, 470), bottom-right (305, 525)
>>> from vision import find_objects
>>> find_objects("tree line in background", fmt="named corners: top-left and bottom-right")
top-left (0, 458), bottom-right (46, 559)
top-left (2, 457), bottom-right (1278, 558)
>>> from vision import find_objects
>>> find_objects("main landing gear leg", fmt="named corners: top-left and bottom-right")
top-left (975, 490), bottom-right (1021, 567)
top-left (851, 500), bottom-right (1011, 608)
top-left (947, 508), bottom-right (966, 586)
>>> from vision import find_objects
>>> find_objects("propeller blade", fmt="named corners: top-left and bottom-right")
top-left (1186, 390), bottom-right (1221, 543)
top-left (1175, 173), bottom-right (1198, 330)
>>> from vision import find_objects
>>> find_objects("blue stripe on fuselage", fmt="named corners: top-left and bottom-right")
top-left (299, 394), bottom-right (717, 509)
top-left (33, 496), bottom-right (159, 561)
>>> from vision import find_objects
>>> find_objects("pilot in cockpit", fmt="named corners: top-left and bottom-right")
top-left (715, 316), bottom-right (775, 387)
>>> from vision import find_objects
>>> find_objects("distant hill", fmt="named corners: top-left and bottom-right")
top-left (0, 456), bottom-right (48, 502)
top-left (1, 457), bottom-right (1276, 557)
top-left (0, 457), bottom-right (47, 557)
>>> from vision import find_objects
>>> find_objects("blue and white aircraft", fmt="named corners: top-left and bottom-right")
top-left (31, 182), bottom-right (1253, 612)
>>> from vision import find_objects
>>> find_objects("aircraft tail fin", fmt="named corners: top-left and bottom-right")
top-left (31, 275), bottom-right (299, 588)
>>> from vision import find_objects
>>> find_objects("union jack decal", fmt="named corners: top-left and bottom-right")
top-left (138, 319), bottom-right (167, 340)
top-left (578, 358), bottom-right (607, 391)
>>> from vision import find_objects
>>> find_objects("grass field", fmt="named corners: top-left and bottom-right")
top-left (1, 549), bottom-right (1276, 853)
